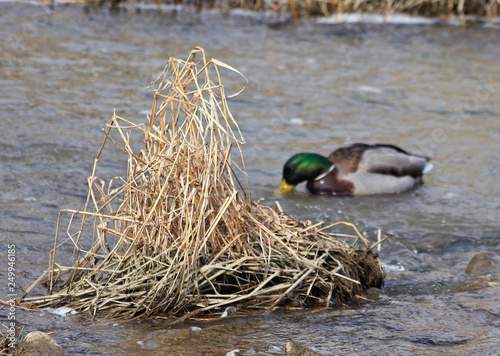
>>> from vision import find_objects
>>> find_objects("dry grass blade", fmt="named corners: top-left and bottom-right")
top-left (22, 47), bottom-right (383, 322)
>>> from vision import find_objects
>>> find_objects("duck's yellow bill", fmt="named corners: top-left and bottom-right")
top-left (276, 179), bottom-right (295, 194)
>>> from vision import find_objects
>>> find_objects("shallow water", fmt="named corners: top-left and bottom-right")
top-left (1, 2), bottom-right (499, 355)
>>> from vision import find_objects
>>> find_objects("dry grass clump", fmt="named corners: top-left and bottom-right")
top-left (22, 47), bottom-right (383, 322)
top-left (303, 0), bottom-right (499, 19)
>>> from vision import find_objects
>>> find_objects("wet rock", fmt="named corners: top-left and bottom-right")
top-left (465, 252), bottom-right (500, 276)
top-left (221, 306), bottom-right (237, 318)
top-left (226, 350), bottom-right (242, 356)
top-left (286, 340), bottom-right (323, 356)
top-left (15, 331), bottom-right (68, 356)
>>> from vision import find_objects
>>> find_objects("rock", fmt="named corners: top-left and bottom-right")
top-left (226, 350), bottom-right (242, 356)
top-left (221, 306), bottom-right (237, 318)
top-left (15, 331), bottom-right (68, 356)
top-left (466, 252), bottom-right (500, 276)
top-left (286, 340), bottom-right (323, 356)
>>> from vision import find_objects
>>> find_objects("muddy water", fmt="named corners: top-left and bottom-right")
top-left (1, 2), bottom-right (500, 355)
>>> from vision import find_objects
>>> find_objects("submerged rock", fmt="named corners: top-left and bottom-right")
top-left (466, 252), bottom-right (500, 276)
top-left (226, 350), bottom-right (242, 356)
top-left (286, 340), bottom-right (323, 356)
top-left (221, 306), bottom-right (237, 318)
top-left (15, 331), bottom-right (68, 356)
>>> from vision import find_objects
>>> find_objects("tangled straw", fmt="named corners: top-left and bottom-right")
top-left (22, 47), bottom-right (383, 322)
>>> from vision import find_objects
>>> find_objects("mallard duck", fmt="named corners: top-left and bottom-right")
top-left (278, 143), bottom-right (433, 195)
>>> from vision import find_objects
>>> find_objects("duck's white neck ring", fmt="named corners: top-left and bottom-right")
top-left (314, 163), bottom-right (335, 181)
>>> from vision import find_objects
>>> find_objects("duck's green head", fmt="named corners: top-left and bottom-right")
top-left (278, 153), bottom-right (333, 193)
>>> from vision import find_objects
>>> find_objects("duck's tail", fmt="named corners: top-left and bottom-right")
top-left (423, 162), bottom-right (434, 175)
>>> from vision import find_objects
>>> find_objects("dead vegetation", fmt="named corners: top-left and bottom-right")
top-left (22, 47), bottom-right (383, 323)
top-left (79, 0), bottom-right (500, 20)
top-left (0, 325), bottom-right (23, 355)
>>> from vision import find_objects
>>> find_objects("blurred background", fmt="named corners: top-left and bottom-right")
top-left (1, 2), bottom-right (499, 354)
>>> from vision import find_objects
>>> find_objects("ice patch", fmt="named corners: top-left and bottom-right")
top-left (118, 2), bottom-right (182, 12)
top-left (43, 307), bottom-right (77, 317)
top-left (382, 262), bottom-right (405, 272)
top-left (318, 12), bottom-right (438, 25)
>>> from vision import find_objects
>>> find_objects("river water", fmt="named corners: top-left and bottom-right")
top-left (1, 2), bottom-right (499, 355)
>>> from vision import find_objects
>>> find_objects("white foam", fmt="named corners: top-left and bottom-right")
top-left (358, 85), bottom-right (382, 93)
top-left (290, 117), bottom-right (304, 125)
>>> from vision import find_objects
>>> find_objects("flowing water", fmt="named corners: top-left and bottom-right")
top-left (1, 2), bottom-right (500, 355)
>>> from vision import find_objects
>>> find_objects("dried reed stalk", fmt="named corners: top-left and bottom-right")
top-left (22, 47), bottom-right (383, 322)
top-left (80, 0), bottom-right (499, 19)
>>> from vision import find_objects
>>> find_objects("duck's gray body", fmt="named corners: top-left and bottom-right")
top-left (307, 143), bottom-right (432, 195)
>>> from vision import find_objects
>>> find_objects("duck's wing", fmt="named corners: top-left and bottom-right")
top-left (328, 143), bottom-right (430, 178)
top-left (357, 145), bottom-right (429, 178)
top-left (327, 143), bottom-right (370, 175)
